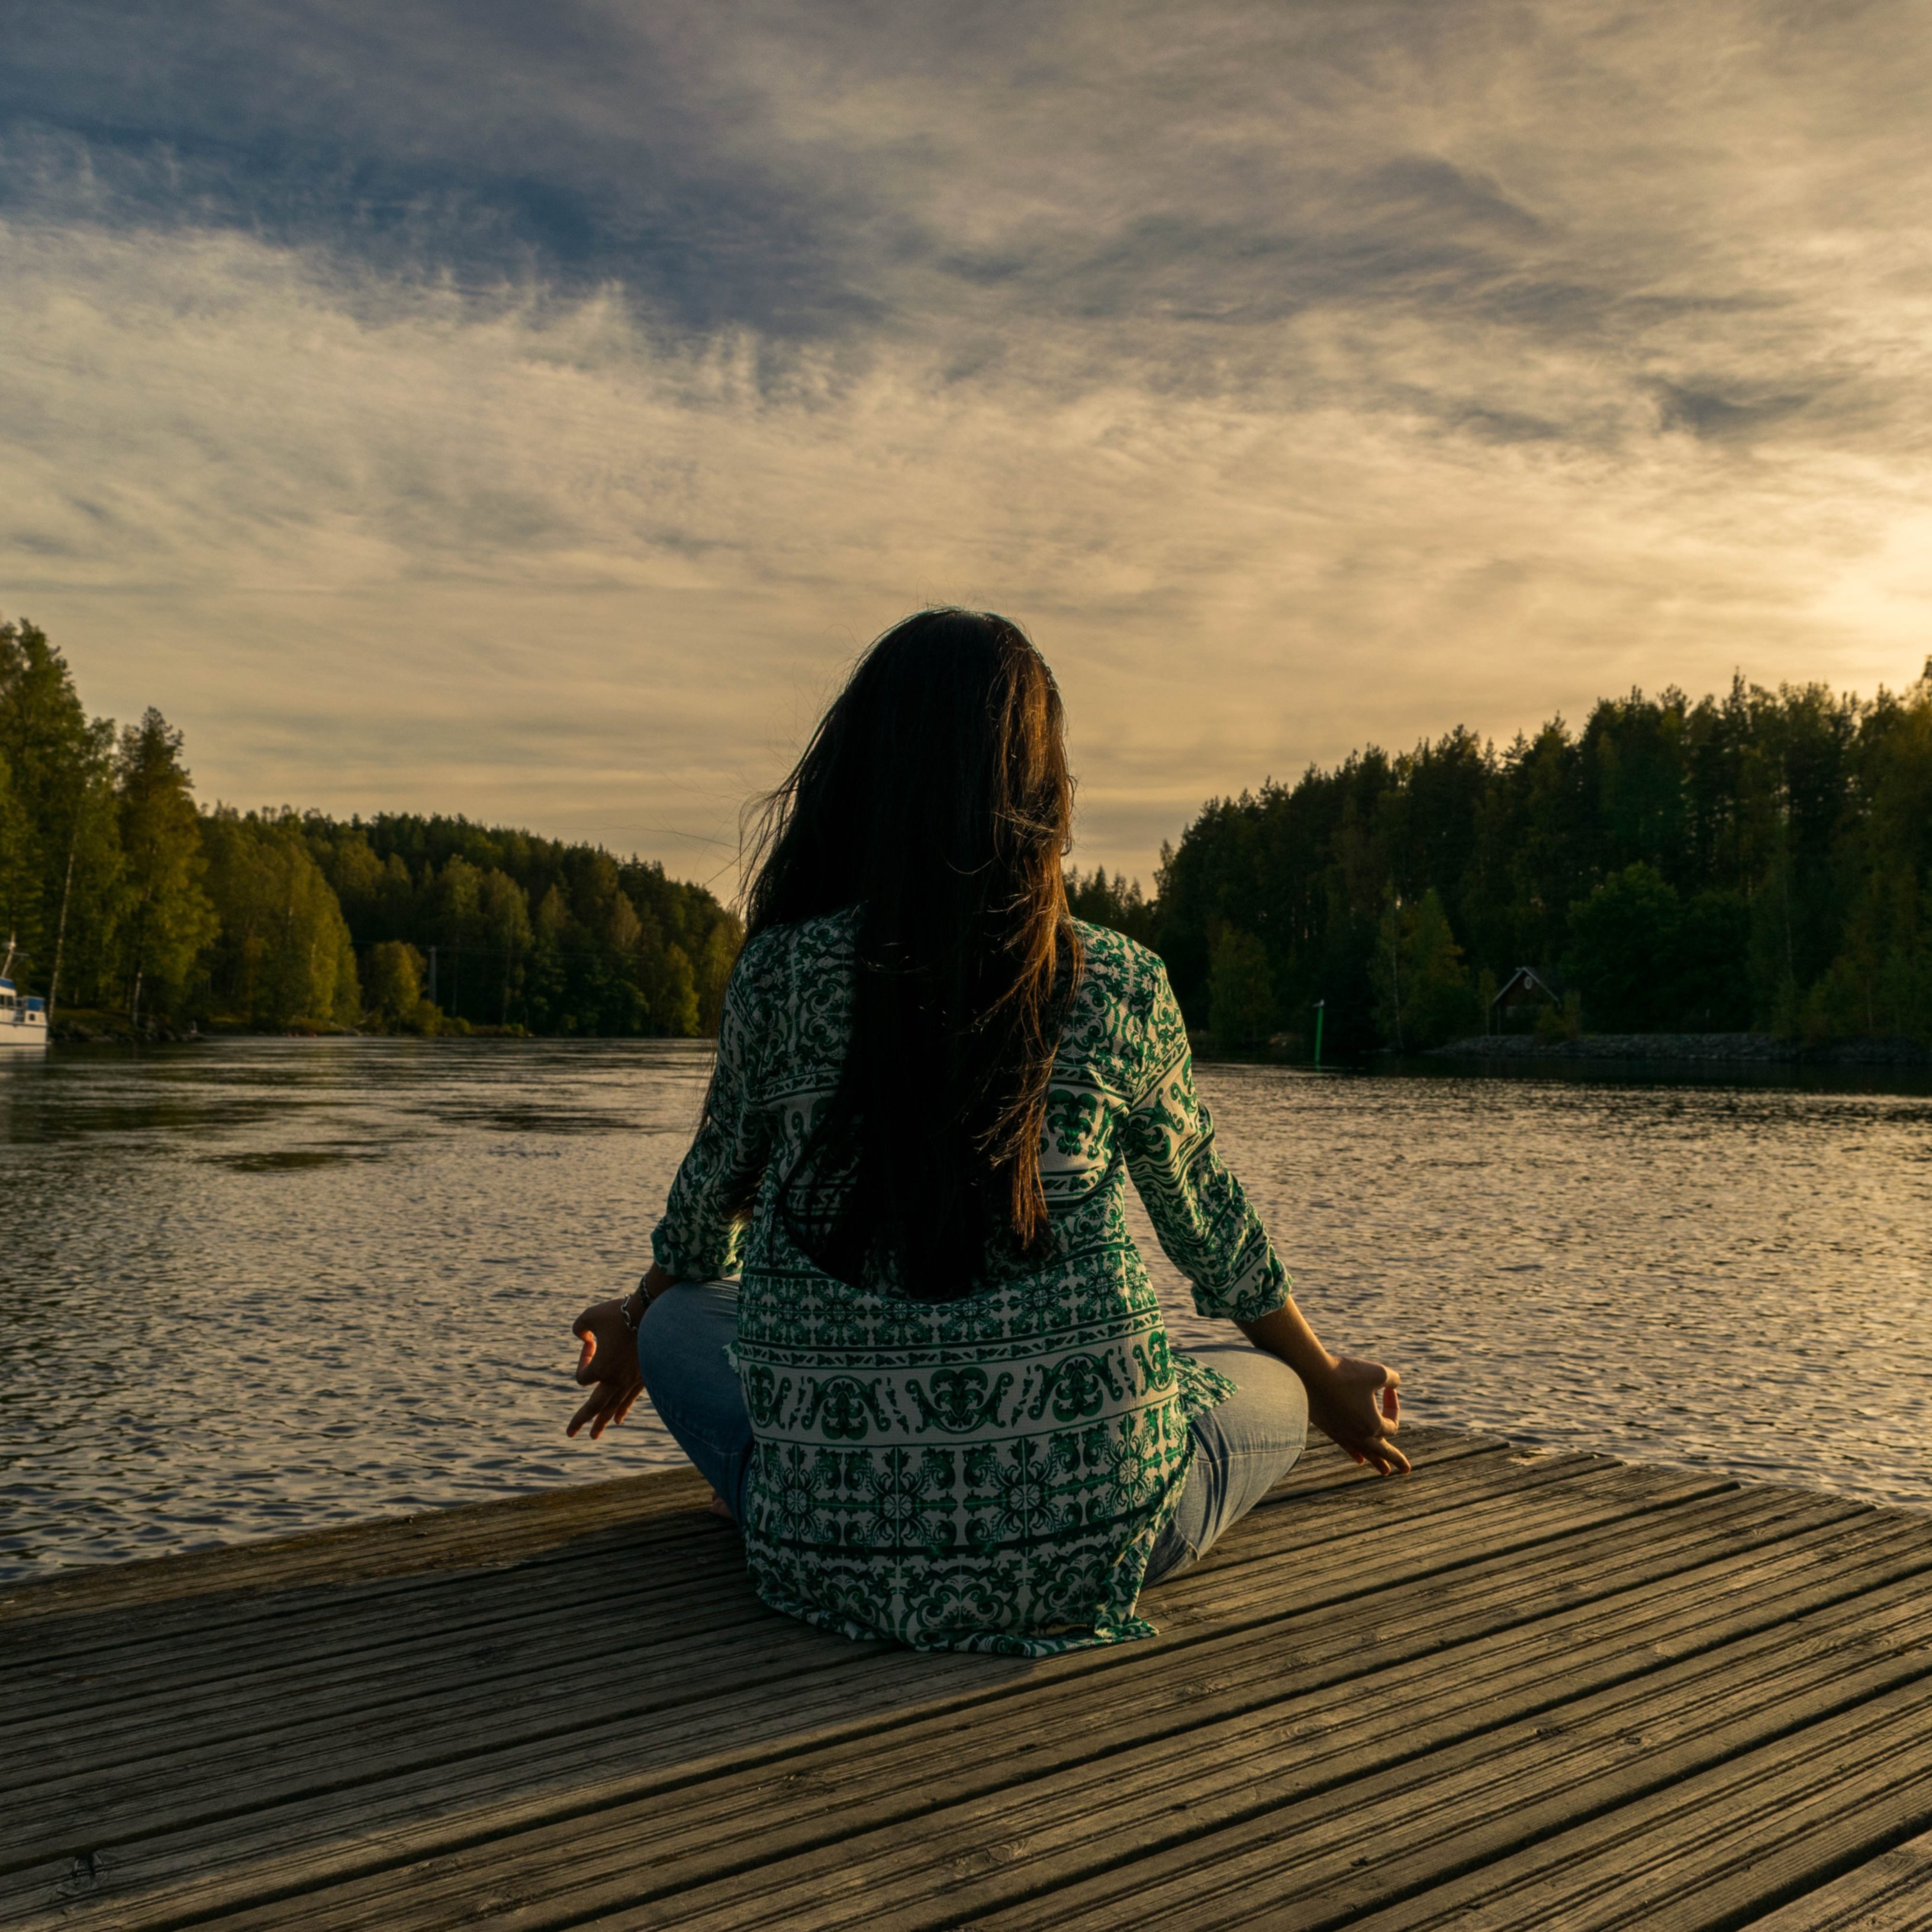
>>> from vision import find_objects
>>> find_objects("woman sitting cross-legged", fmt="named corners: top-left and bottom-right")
top-left (567, 608), bottom-right (1406, 1657)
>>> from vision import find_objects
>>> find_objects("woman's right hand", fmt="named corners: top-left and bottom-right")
top-left (1304, 1355), bottom-right (1408, 1475)
top-left (566, 1298), bottom-right (645, 1440)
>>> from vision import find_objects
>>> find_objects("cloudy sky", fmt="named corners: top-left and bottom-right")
top-left (4, 1), bottom-right (1929, 886)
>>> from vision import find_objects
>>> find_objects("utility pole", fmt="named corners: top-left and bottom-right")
top-left (1389, 930), bottom-right (1405, 1053)
top-left (47, 830), bottom-right (76, 1021)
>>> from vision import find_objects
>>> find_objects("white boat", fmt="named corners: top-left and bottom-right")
top-left (0, 938), bottom-right (49, 1052)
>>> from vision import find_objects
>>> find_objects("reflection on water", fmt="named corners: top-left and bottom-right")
top-left (0, 1040), bottom-right (714, 1584)
top-left (2, 1039), bottom-right (1928, 1582)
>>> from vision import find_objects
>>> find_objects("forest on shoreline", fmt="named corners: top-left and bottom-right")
top-left (6, 613), bottom-right (1928, 1053)
top-left (1077, 658), bottom-right (1932, 1057)
top-left (0, 620), bottom-right (740, 1038)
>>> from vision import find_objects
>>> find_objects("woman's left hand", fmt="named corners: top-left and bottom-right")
top-left (1237, 1298), bottom-right (1411, 1477)
top-left (1304, 1354), bottom-right (1409, 1476)
top-left (567, 1299), bottom-right (643, 1439)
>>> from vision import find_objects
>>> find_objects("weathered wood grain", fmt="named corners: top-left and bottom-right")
top-left (0, 1482), bottom-right (1826, 1932)
top-left (0, 1433), bottom-right (1492, 1731)
top-left (552, 1567), bottom-right (1932, 1931)
top-left (0, 1443), bottom-right (1618, 1849)
top-left (0, 1466), bottom-right (711, 1625)
top-left (0, 1434), bottom-right (1493, 1724)
top-left (1743, 1827), bottom-right (1932, 1931)
top-left (244, 1502), bottom-right (1915, 1932)
top-left (7, 1429), bottom-right (1930, 1932)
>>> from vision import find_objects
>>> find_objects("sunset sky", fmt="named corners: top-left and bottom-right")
top-left (4, 1), bottom-right (1929, 886)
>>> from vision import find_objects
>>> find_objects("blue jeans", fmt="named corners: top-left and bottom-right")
top-left (635, 1283), bottom-right (758, 1522)
top-left (635, 1282), bottom-right (1308, 1588)
top-left (1144, 1341), bottom-right (1308, 1583)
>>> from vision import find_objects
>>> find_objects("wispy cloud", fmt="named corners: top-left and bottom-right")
top-left (2, 0), bottom-right (1928, 880)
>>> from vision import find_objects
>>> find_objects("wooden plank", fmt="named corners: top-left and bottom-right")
top-left (0, 1648), bottom-right (1001, 1930)
top-left (5, 1456), bottom-right (1708, 1854)
top-left (928, 1569), bottom-right (1932, 1932)
top-left (5, 1596), bottom-right (819, 1848)
top-left (0, 1534), bottom-right (755, 1741)
top-left (0, 1525), bottom-right (760, 1753)
top-left (1158, 1460), bottom-right (1735, 1631)
top-left (0, 1427), bottom-right (1477, 1651)
top-left (12, 1434), bottom-right (1924, 1932)
top-left (15, 1488), bottom-right (1892, 1932)
top-left (1742, 1827), bottom-right (1932, 1931)
top-left (0, 1468), bottom-right (710, 1627)
top-left (0, 1448), bottom-right (1714, 1925)
top-left (3, 1447), bottom-right (1622, 1819)
top-left (0, 1468), bottom-right (1723, 1862)
top-left (0, 1473), bottom-right (1801, 1931)
top-left (217, 1498), bottom-right (1916, 1932)
top-left (1338, 1684), bottom-right (1932, 1931)
top-left (877, 1553), bottom-right (1932, 1932)
top-left (0, 1429), bottom-right (1490, 1701)
top-left (0, 1494), bottom-right (731, 1684)
top-left (0, 1431), bottom-right (1483, 1696)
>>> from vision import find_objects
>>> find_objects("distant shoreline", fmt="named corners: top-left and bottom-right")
top-left (1430, 1031), bottom-right (1932, 1067)
top-left (41, 1015), bottom-right (1932, 1073)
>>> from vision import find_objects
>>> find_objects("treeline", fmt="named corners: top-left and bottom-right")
top-left (1130, 667), bottom-right (1932, 1054)
top-left (0, 618), bottom-right (741, 1036)
top-left (15, 610), bottom-right (1927, 1055)
top-left (307, 816), bottom-right (739, 1035)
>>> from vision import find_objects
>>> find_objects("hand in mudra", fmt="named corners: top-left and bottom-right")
top-left (1306, 1355), bottom-right (1407, 1476)
top-left (567, 1299), bottom-right (644, 1440)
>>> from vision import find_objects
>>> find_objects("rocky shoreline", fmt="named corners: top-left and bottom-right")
top-left (1433, 1031), bottom-right (1932, 1066)
top-left (50, 1016), bottom-right (201, 1046)
top-left (48, 1015), bottom-right (357, 1046)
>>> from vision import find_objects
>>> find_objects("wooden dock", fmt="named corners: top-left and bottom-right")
top-left (7, 1427), bottom-right (1932, 1930)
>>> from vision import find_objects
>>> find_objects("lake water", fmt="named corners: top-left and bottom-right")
top-left (3, 1039), bottom-right (1929, 1583)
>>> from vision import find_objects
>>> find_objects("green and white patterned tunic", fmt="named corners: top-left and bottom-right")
top-left (651, 913), bottom-right (1290, 1657)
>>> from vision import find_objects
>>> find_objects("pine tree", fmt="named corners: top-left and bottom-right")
top-left (1374, 889), bottom-right (1479, 1049)
top-left (0, 618), bottom-right (125, 1006)
top-left (478, 869), bottom-right (532, 1025)
top-left (201, 810), bottom-right (360, 1028)
top-left (1209, 927), bottom-right (1276, 1044)
top-left (116, 709), bottom-right (218, 1022)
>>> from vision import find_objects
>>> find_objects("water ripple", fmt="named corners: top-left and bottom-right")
top-left (2, 1040), bottom-right (1927, 1583)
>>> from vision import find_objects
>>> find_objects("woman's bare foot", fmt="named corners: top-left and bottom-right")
top-left (707, 1490), bottom-right (734, 1521)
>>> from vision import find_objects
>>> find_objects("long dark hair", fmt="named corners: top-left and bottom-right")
top-left (742, 608), bottom-right (1081, 1302)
